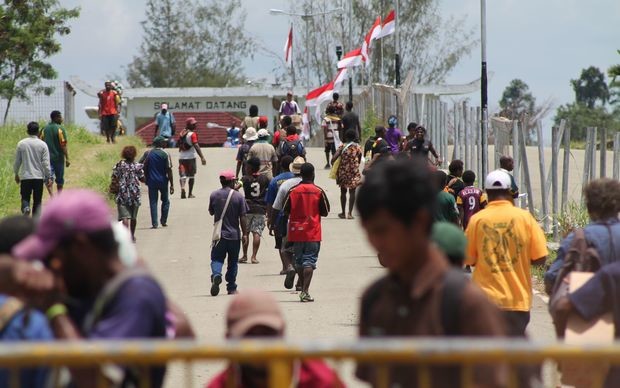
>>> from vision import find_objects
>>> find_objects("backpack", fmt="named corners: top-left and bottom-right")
top-left (178, 130), bottom-right (193, 151)
top-left (549, 228), bottom-right (605, 336)
top-left (108, 161), bottom-right (122, 196)
top-left (280, 138), bottom-right (304, 159)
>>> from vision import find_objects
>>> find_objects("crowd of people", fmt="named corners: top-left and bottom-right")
top-left (7, 91), bottom-right (620, 387)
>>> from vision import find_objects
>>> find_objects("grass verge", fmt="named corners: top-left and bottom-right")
top-left (0, 123), bottom-right (144, 217)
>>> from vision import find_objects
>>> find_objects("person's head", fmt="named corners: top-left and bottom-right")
top-left (161, 103), bottom-right (168, 113)
top-left (584, 178), bottom-right (620, 221)
top-left (434, 170), bottom-right (447, 192)
top-left (286, 91), bottom-right (293, 102)
top-left (243, 127), bottom-right (258, 142)
top-left (121, 146), bottom-right (137, 162)
top-left (186, 117), bottom-right (197, 130)
top-left (344, 129), bottom-right (356, 143)
top-left (406, 122), bottom-right (418, 134)
top-left (12, 190), bottom-right (119, 300)
top-left (281, 115), bottom-right (292, 128)
top-left (333, 92), bottom-right (339, 101)
top-left (484, 170), bottom-right (513, 201)
top-left (300, 163), bottom-right (315, 182)
top-left (431, 222), bottom-right (467, 267)
top-left (153, 135), bottom-right (167, 148)
top-left (230, 120), bottom-right (236, 128)
top-left (290, 157), bottom-right (305, 176)
top-left (448, 160), bottom-right (464, 178)
top-left (245, 157), bottom-right (261, 175)
top-left (50, 110), bottom-right (62, 124)
top-left (257, 128), bottom-right (270, 140)
top-left (27, 121), bottom-right (40, 136)
top-left (500, 155), bottom-right (514, 172)
top-left (249, 104), bottom-right (259, 117)
top-left (462, 170), bottom-right (476, 186)
top-left (415, 126), bottom-right (426, 140)
top-left (279, 155), bottom-right (293, 172)
top-left (104, 81), bottom-right (112, 91)
top-left (375, 125), bottom-right (385, 137)
top-left (357, 158), bottom-right (436, 274)
top-left (286, 125), bottom-right (297, 136)
top-left (0, 216), bottom-right (35, 254)
top-left (345, 101), bottom-right (353, 112)
top-left (387, 115), bottom-right (398, 128)
top-left (219, 170), bottom-right (236, 188)
top-left (258, 116), bottom-right (268, 130)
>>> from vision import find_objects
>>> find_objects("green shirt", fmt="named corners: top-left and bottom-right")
top-left (41, 122), bottom-right (67, 163)
top-left (434, 191), bottom-right (459, 223)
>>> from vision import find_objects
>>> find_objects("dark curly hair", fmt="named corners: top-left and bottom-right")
top-left (584, 178), bottom-right (620, 220)
top-left (121, 146), bottom-right (137, 162)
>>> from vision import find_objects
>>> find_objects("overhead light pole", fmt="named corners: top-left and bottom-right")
top-left (480, 0), bottom-right (488, 182)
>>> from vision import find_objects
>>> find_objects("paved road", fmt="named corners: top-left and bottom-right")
top-left (133, 147), bottom-right (554, 387)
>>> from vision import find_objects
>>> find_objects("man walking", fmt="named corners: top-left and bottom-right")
top-left (154, 103), bottom-right (176, 147)
top-left (140, 136), bottom-right (174, 229)
top-left (465, 170), bottom-right (548, 336)
top-left (279, 91), bottom-right (301, 116)
top-left (248, 128), bottom-right (278, 180)
top-left (178, 117), bottom-right (207, 199)
top-left (457, 170), bottom-right (487, 229)
top-left (499, 155), bottom-right (520, 199)
top-left (239, 157), bottom-right (270, 264)
top-left (341, 101), bottom-right (361, 141)
top-left (14, 122), bottom-right (52, 216)
top-left (266, 156), bottom-right (295, 275)
top-left (209, 171), bottom-right (249, 296)
top-left (98, 81), bottom-right (120, 143)
top-left (283, 163), bottom-right (330, 302)
top-left (41, 110), bottom-right (70, 193)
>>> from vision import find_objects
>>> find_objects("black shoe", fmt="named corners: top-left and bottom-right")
top-left (161, 222), bottom-right (168, 227)
top-left (181, 189), bottom-right (187, 199)
top-left (227, 289), bottom-right (238, 295)
top-left (211, 275), bottom-right (222, 296)
top-left (284, 268), bottom-right (296, 290)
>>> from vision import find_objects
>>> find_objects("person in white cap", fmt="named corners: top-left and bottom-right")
top-left (236, 127), bottom-right (258, 179)
top-left (464, 170), bottom-right (548, 337)
top-left (248, 128), bottom-right (278, 180)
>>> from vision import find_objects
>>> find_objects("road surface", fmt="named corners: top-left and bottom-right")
top-left (133, 147), bottom-right (555, 387)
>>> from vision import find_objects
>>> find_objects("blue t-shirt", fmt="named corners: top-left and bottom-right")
top-left (71, 276), bottom-right (168, 388)
top-left (266, 172), bottom-right (296, 205)
top-left (143, 149), bottom-right (171, 189)
top-left (155, 112), bottom-right (175, 138)
top-left (0, 295), bottom-right (53, 388)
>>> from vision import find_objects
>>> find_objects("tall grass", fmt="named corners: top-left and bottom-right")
top-left (1, 123), bottom-right (144, 217)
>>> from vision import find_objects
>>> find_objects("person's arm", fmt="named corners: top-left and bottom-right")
top-left (59, 128), bottom-right (70, 167)
top-left (271, 150), bottom-right (278, 177)
top-left (530, 214), bottom-right (549, 267)
top-left (166, 154), bottom-right (175, 194)
top-left (42, 143), bottom-right (52, 184)
top-left (457, 197), bottom-right (465, 226)
top-left (170, 114), bottom-right (176, 134)
top-left (319, 189), bottom-right (330, 217)
top-left (331, 146), bottom-right (343, 165)
top-left (13, 144), bottom-right (21, 184)
top-left (464, 218), bottom-right (478, 266)
top-left (193, 143), bottom-right (206, 165)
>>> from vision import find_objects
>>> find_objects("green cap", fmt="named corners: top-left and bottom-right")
top-left (431, 222), bottom-right (467, 260)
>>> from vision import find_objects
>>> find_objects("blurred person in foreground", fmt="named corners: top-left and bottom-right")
top-left (12, 189), bottom-right (168, 388)
top-left (355, 158), bottom-right (506, 388)
top-left (206, 290), bottom-right (344, 388)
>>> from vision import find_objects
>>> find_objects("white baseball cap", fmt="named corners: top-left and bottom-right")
top-left (485, 170), bottom-right (512, 190)
top-left (257, 128), bottom-right (270, 138)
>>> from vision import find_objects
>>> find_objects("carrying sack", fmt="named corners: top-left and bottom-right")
top-left (329, 142), bottom-right (354, 180)
top-left (212, 189), bottom-right (235, 246)
top-left (178, 130), bottom-right (193, 151)
top-left (108, 161), bottom-right (121, 195)
top-left (280, 139), bottom-right (304, 159)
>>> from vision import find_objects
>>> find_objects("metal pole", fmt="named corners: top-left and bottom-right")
top-left (551, 125), bottom-right (559, 241)
top-left (613, 132), bottom-right (620, 180)
top-left (600, 127), bottom-right (607, 178)
top-left (518, 120), bottom-right (535, 214)
top-left (395, 0), bottom-right (401, 87)
top-left (291, 23), bottom-right (296, 87)
top-left (536, 121), bottom-right (549, 232)
top-left (304, 16), bottom-right (310, 91)
top-left (348, 0), bottom-right (353, 102)
top-left (480, 0), bottom-right (489, 185)
top-left (561, 120), bottom-right (570, 210)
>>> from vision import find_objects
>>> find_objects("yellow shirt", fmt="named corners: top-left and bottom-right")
top-left (464, 200), bottom-right (548, 311)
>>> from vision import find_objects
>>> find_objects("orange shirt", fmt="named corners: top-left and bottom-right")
top-left (99, 90), bottom-right (118, 116)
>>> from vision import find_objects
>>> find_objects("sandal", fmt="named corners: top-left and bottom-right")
top-left (338, 213), bottom-right (346, 219)
top-left (251, 259), bottom-right (259, 264)
top-left (347, 214), bottom-right (355, 220)
top-left (239, 257), bottom-right (248, 264)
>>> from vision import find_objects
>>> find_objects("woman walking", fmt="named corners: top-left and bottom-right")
top-left (331, 130), bottom-right (362, 219)
top-left (112, 145), bottom-right (144, 241)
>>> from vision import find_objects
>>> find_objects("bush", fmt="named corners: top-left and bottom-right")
top-left (362, 106), bottom-right (380, 143)
top-left (556, 201), bottom-right (590, 238)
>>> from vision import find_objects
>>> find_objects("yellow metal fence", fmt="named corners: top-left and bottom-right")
top-left (0, 338), bottom-right (618, 387)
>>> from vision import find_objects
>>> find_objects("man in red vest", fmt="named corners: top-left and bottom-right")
top-left (283, 163), bottom-right (330, 302)
top-left (97, 81), bottom-right (120, 144)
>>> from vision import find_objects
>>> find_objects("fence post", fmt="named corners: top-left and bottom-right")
top-left (453, 103), bottom-right (460, 160)
top-left (463, 101), bottom-right (470, 167)
top-left (518, 120), bottom-right (535, 214)
top-left (512, 120), bottom-right (520, 197)
top-left (614, 132), bottom-right (620, 180)
top-left (442, 102), bottom-right (449, 165)
top-left (561, 120), bottom-right (570, 211)
top-left (590, 127), bottom-right (598, 181)
top-left (582, 128), bottom-right (593, 193)
top-left (536, 121), bottom-right (549, 232)
top-left (600, 127), bottom-right (607, 178)
top-left (551, 126), bottom-right (559, 241)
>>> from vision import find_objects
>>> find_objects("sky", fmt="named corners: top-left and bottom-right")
top-left (51, 0), bottom-right (620, 131)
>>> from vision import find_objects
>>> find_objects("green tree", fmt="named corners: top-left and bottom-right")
top-left (126, 0), bottom-right (253, 88)
top-left (554, 103), bottom-right (617, 141)
top-left (0, 0), bottom-right (80, 123)
top-left (608, 50), bottom-right (620, 111)
top-left (571, 66), bottom-right (609, 109)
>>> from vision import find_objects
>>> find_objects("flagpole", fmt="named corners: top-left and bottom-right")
top-left (290, 24), bottom-right (296, 87)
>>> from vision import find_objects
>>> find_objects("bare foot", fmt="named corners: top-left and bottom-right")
top-left (239, 257), bottom-right (248, 263)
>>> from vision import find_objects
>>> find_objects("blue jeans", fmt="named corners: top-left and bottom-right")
top-left (293, 242), bottom-right (321, 269)
top-left (148, 185), bottom-right (170, 227)
top-left (210, 239), bottom-right (240, 292)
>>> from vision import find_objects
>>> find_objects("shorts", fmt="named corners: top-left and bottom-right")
top-left (324, 142), bottom-right (336, 154)
top-left (293, 241), bottom-right (320, 269)
top-left (118, 203), bottom-right (139, 220)
top-left (246, 214), bottom-right (266, 235)
top-left (280, 235), bottom-right (295, 254)
top-left (51, 160), bottom-right (65, 185)
top-left (179, 159), bottom-right (197, 178)
top-left (101, 115), bottom-right (118, 133)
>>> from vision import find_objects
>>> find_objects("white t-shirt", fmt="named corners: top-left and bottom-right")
top-left (179, 130), bottom-right (198, 160)
top-left (272, 177), bottom-right (302, 211)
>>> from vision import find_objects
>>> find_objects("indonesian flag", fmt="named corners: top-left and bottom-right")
top-left (284, 25), bottom-right (293, 66)
top-left (302, 106), bottom-right (310, 139)
top-left (376, 10), bottom-right (395, 38)
top-left (361, 16), bottom-right (382, 62)
top-left (305, 83), bottom-right (330, 106)
top-left (337, 48), bottom-right (364, 69)
top-left (332, 68), bottom-right (348, 90)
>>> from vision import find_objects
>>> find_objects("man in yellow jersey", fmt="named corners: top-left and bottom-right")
top-left (465, 170), bottom-right (548, 336)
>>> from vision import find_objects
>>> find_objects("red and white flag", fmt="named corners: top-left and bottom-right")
top-left (361, 16), bottom-right (382, 62)
top-left (305, 83), bottom-right (330, 107)
top-left (376, 10), bottom-right (395, 38)
top-left (302, 106), bottom-right (310, 139)
top-left (332, 68), bottom-right (348, 90)
top-left (337, 48), bottom-right (364, 69)
top-left (284, 25), bottom-right (293, 66)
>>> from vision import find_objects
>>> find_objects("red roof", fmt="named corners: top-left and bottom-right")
top-left (136, 112), bottom-right (242, 146)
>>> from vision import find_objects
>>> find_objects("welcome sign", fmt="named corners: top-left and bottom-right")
top-left (153, 100), bottom-right (248, 111)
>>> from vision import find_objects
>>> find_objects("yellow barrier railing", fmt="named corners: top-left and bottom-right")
top-left (0, 338), bottom-right (618, 387)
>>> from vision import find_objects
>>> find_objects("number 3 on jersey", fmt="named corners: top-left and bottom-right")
top-left (250, 182), bottom-right (261, 198)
